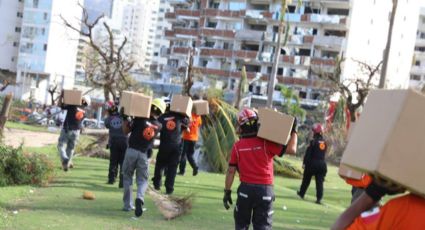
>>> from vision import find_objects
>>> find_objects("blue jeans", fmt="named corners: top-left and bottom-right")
top-left (57, 129), bottom-right (80, 164)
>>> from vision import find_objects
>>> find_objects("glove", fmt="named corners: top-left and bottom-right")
top-left (120, 107), bottom-right (129, 120)
top-left (291, 117), bottom-right (298, 134)
top-left (223, 189), bottom-right (233, 210)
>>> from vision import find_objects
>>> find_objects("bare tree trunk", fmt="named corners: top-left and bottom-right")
top-left (0, 93), bottom-right (13, 139)
top-left (267, 0), bottom-right (287, 108)
top-left (379, 0), bottom-right (398, 89)
top-left (104, 86), bottom-right (111, 102)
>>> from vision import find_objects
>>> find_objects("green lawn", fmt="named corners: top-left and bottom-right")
top-left (5, 121), bottom-right (52, 133)
top-left (0, 144), bottom-right (352, 230)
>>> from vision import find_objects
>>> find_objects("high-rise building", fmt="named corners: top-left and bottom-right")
top-left (163, 0), bottom-right (419, 105)
top-left (0, 0), bottom-right (84, 104)
top-left (410, 7), bottom-right (425, 89)
top-left (151, 0), bottom-right (172, 74)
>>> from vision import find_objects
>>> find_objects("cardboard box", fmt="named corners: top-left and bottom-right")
top-left (120, 91), bottom-right (152, 118)
top-left (193, 100), bottom-right (209, 115)
top-left (170, 95), bottom-right (193, 117)
top-left (338, 164), bottom-right (363, 180)
top-left (257, 108), bottom-right (294, 145)
top-left (63, 89), bottom-right (82, 106)
top-left (341, 89), bottom-right (425, 196)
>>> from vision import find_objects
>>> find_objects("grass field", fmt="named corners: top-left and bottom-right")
top-left (5, 121), bottom-right (52, 133)
top-left (0, 141), bottom-right (352, 230)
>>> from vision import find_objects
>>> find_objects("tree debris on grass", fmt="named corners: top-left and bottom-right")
top-left (147, 186), bottom-right (194, 220)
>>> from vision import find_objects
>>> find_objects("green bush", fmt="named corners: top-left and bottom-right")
top-left (0, 145), bottom-right (54, 186)
top-left (274, 159), bottom-right (303, 179)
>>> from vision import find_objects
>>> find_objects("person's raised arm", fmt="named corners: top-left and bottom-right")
top-left (223, 166), bottom-right (236, 210)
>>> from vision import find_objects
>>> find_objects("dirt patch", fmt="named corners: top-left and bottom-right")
top-left (4, 129), bottom-right (59, 148)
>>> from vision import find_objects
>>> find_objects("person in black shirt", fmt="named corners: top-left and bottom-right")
top-left (104, 100), bottom-right (128, 188)
top-left (121, 98), bottom-right (165, 218)
top-left (57, 92), bottom-right (91, 172)
top-left (297, 123), bottom-right (328, 204)
top-left (152, 106), bottom-right (189, 194)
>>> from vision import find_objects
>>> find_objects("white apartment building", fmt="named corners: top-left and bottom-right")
top-left (344, 0), bottom-right (420, 89)
top-left (151, 0), bottom-right (173, 74)
top-left (164, 0), bottom-right (420, 105)
top-left (410, 7), bottom-right (425, 89)
top-left (0, 0), bottom-right (84, 104)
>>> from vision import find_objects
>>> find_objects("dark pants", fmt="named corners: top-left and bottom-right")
top-left (179, 140), bottom-right (197, 174)
top-left (234, 183), bottom-right (274, 230)
top-left (299, 161), bottom-right (327, 202)
top-left (108, 138), bottom-right (127, 185)
top-left (152, 146), bottom-right (180, 194)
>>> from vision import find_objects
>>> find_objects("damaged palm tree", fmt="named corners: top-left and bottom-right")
top-left (147, 186), bottom-right (194, 220)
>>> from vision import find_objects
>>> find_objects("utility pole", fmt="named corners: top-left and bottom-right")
top-left (267, 0), bottom-right (287, 108)
top-left (379, 0), bottom-right (398, 89)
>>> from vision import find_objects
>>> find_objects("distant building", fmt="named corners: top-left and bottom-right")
top-left (0, 0), bottom-right (84, 104)
top-left (410, 8), bottom-right (425, 90)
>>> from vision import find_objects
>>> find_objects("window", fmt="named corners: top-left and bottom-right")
top-left (41, 28), bottom-right (46, 35)
top-left (415, 60), bottom-right (420, 66)
top-left (33, 0), bottom-right (38, 8)
top-left (43, 13), bottom-right (48, 20)
top-left (410, 75), bottom-right (421, 81)
top-left (159, 9), bottom-right (164, 12)
top-left (327, 8), bottom-right (349, 16)
top-left (154, 52), bottom-right (159, 56)
top-left (11, 57), bottom-right (15, 62)
top-left (420, 32), bottom-right (425, 39)
top-left (15, 27), bottom-right (21, 33)
top-left (17, 12), bottom-right (23, 18)
top-left (299, 91), bottom-right (307, 99)
top-left (13, 42), bottom-right (18, 47)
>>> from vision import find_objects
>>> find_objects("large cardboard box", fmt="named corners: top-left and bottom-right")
top-left (193, 100), bottom-right (209, 115)
top-left (338, 164), bottom-right (363, 180)
top-left (120, 91), bottom-right (152, 118)
top-left (257, 108), bottom-right (294, 145)
top-left (63, 89), bottom-right (82, 106)
top-left (170, 95), bottom-right (193, 117)
top-left (339, 123), bottom-right (363, 180)
top-left (341, 89), bottom-right (425, 196)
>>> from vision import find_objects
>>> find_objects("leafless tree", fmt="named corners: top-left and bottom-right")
top-left (61, 5), bottom-right (135, 101)
top-left (0, 69), bottom-right (17, 92)
top-left (315, 56), bottom-right (382, 122)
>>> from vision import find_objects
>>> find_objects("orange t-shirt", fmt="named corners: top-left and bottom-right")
top-left (347, 194), bottom-right (425, 230)
top-left (182, 114), bottom-right (202, 141)
top-left (345, 174), bottom-right (373, 189)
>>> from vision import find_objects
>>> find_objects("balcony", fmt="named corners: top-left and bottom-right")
top-left (311, 57), bottom-right (336, 66)
top-left (313, 36), bottom-right (346, 49)
top-left (165, 28), bottom-right (198, 38)
top-left (246, 10), bottom-right (273, 20)
top-left (168, 0), bottom-right (191, 5)
top-left (301, 14), bottom-right (348, 25)
top-left (200, 28), bottom-right (235, 39)
top-left (199, 48), bottom-right (258, 60)
top-left (172, 47), bottom-right (190, 55)
top-left (190, 67), bottom-right (268, 79)
top-left (165, 12), bottom-right (176, 21)
top-left (235, 30), bottom-right (264, 41)
top-left (175, 9), bottom-right (200, 18)
top-left (203, 9), bottom-right (246, 18)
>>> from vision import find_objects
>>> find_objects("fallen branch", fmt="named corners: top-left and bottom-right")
top-left (147, 186), bottom-right (194, 220)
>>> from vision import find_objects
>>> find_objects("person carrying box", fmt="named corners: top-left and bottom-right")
top-left (222, 108), bottom-right (298, 230)
top-left (104, 100), bottom-right (128, 188)
top-left (152, 106), bottom-right (189, 194)
top-left (57, 91), bottom-right (91, 172)
top-left (121, 98), bottom-right (165, 218)
top-left (179, 111), bottom-right (202, 176)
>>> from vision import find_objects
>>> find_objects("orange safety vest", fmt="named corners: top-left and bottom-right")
top-left (347, 194), bottom-right (425, 230)
top-left (182, 114), bottom-right (202, 141)
top-left (345, 174), bottom-right (373, 189)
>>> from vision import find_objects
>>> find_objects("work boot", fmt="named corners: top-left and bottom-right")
top-left (193, 167), bottom-right (198, 176)
top-left (62, 160), bottom-right (69, 172)
top-left (178, 171), bottom-right (185, 176)
top-left (107, 180), bottom-right (114, 185)
top-left (135, 198), bottom-right (144, 217)
top-left (297, 191), bottom-right (304, 199)
top-left (315, 200), bottom-right (322, 205)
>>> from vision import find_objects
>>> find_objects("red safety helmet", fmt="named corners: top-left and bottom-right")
top-left (238, 108), bottom-right (258, 126)
top-left (104, 100), bottom-right (116, 111)
top-left (312, 123), bottom-right (324, 134)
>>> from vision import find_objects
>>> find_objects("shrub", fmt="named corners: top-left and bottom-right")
top-left (274, 159), bottom-right (303, 179)
top-left (0, 145), bottom-right (54, 186)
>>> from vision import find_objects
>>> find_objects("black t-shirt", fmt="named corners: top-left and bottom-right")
top-left (128, 117), bottom-right (162, 152)
top-left (62, 105), bottom-right (84, 131)
top-left (158, 112), bottom-right (189, 150)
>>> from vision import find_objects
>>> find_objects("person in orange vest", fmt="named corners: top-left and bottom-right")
top-left (297, 123), bottom-right (328, 204)
top-left (332, 178), bottom-right (425, 230)
top-left (223, 108), bottom-right (298, 230)
top-left (178, 110), bottom-right (202, 176)
top-left (344, 174), bottom-right (373, 203)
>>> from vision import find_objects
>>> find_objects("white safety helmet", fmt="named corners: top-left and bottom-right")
top-left (82, 95), bottom-right (91, 107)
